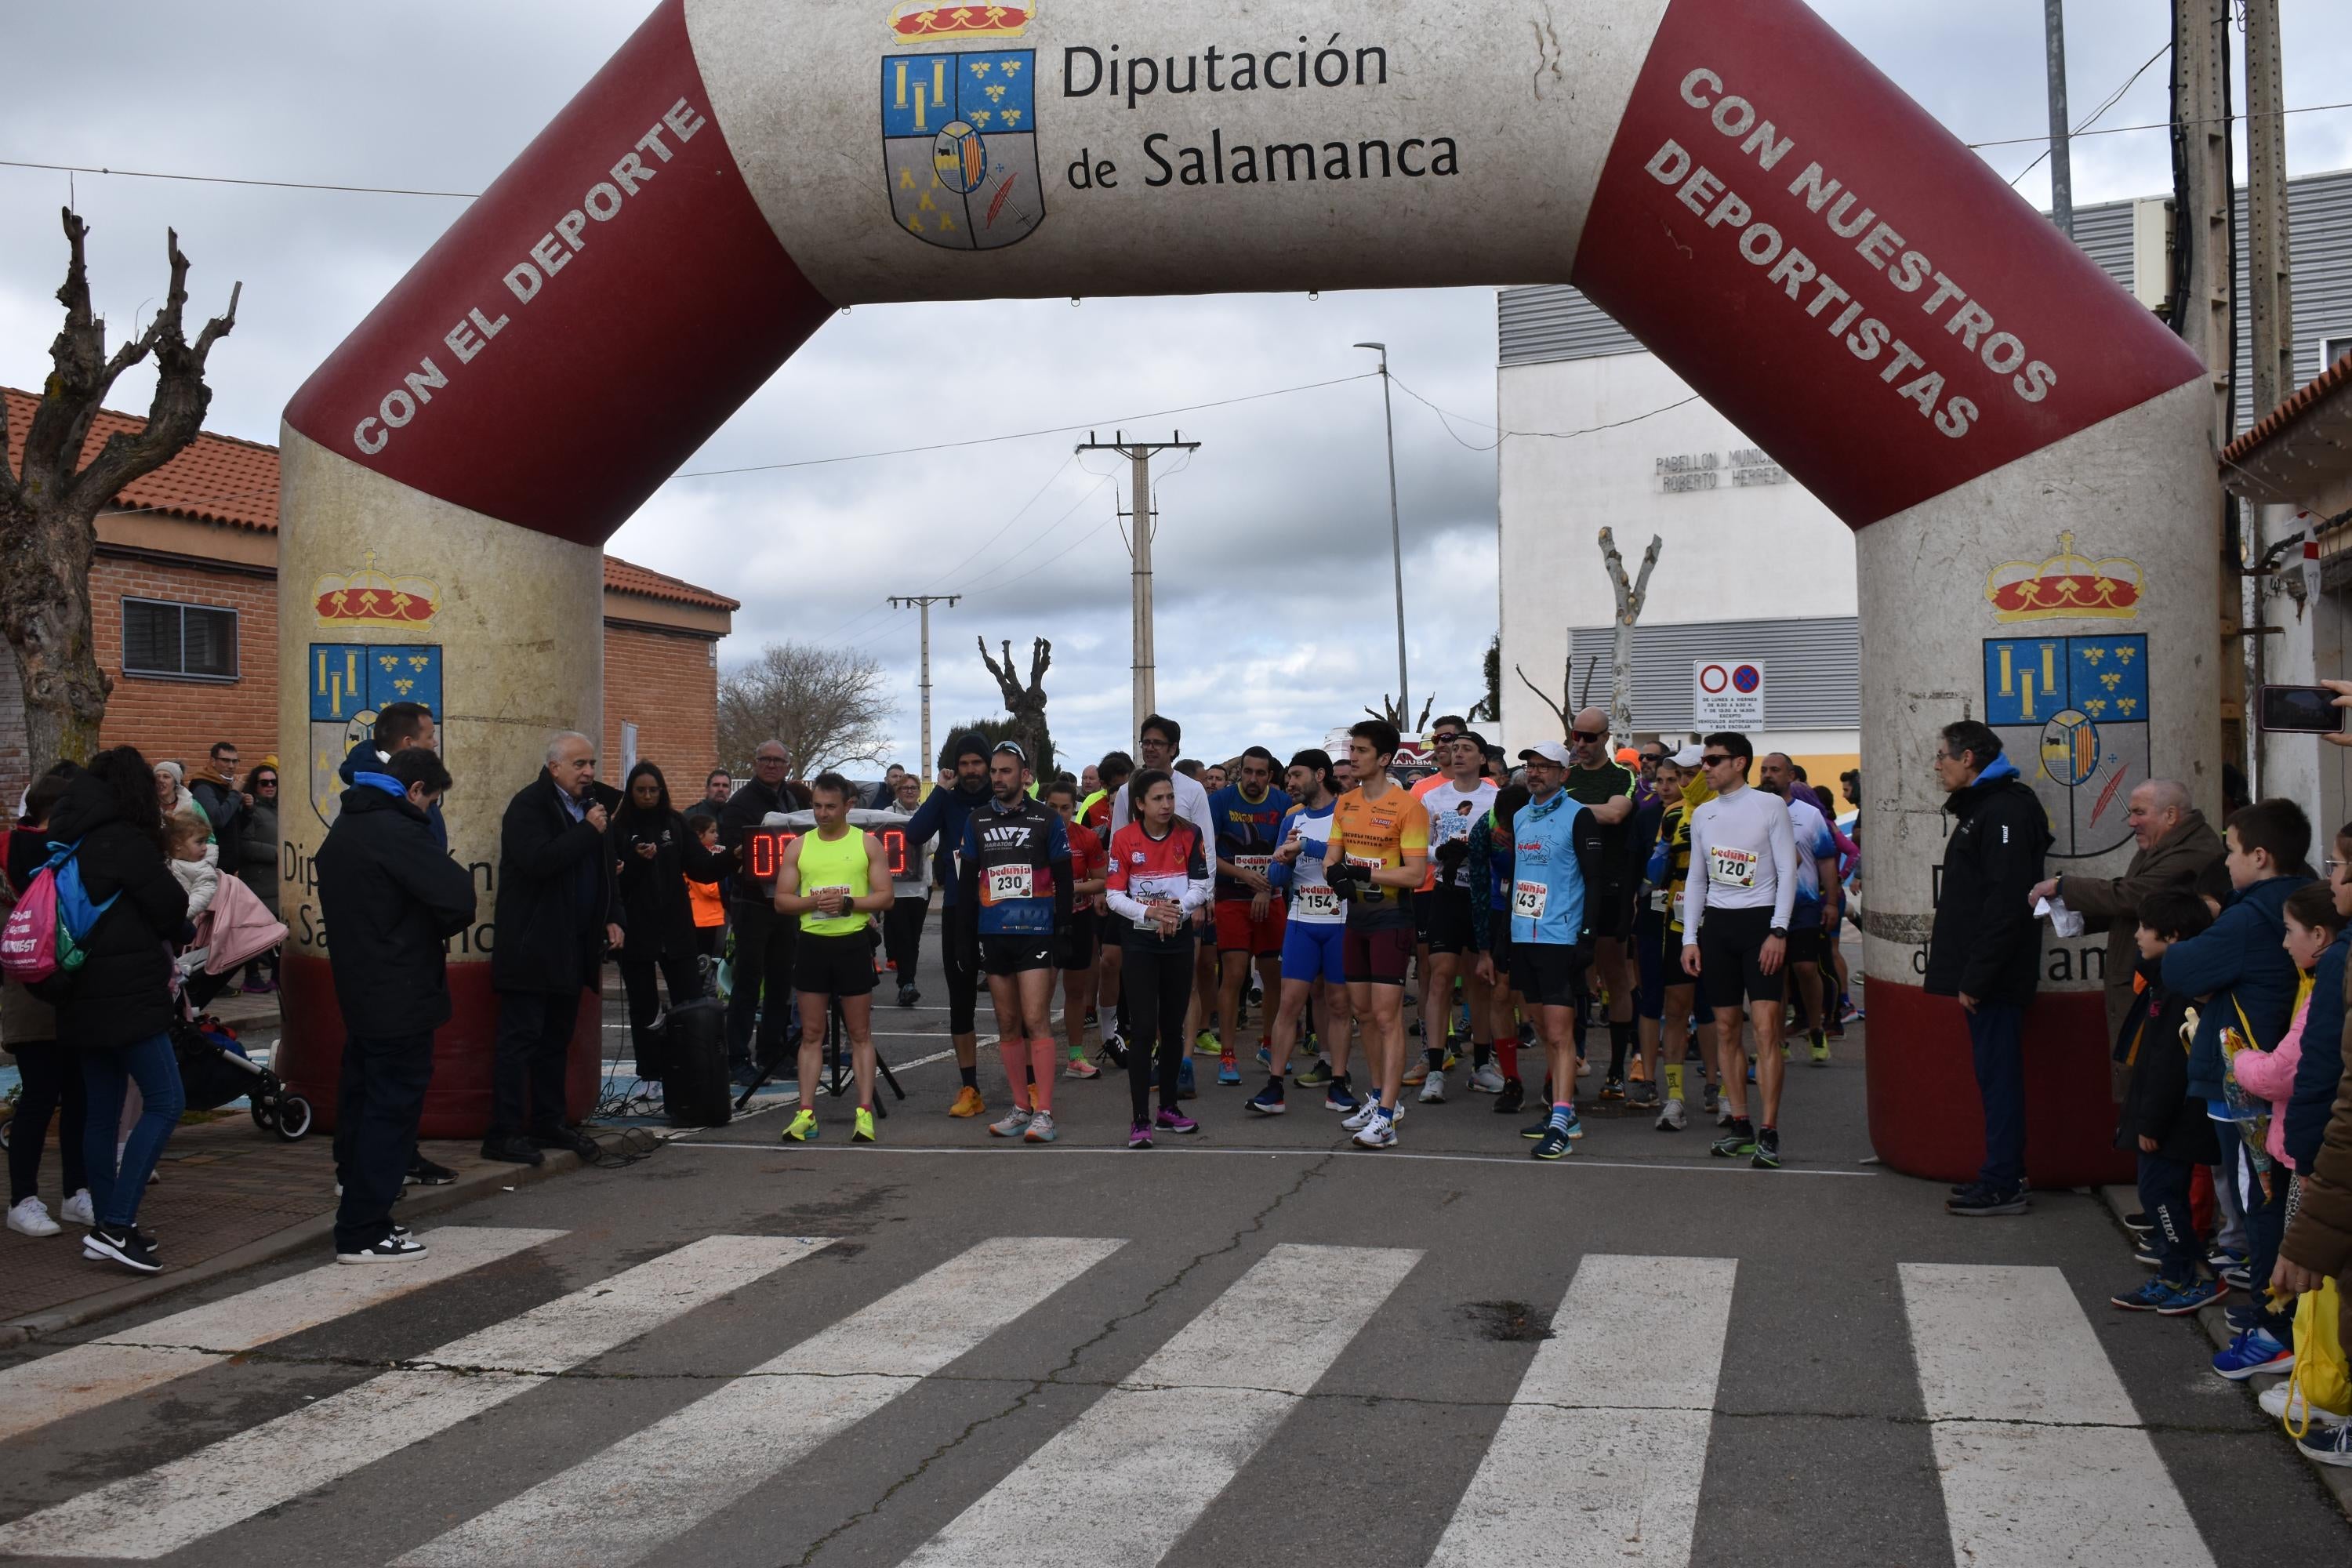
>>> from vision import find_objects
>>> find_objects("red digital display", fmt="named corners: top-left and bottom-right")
top-left (743, 827), bottom-right (910, 885)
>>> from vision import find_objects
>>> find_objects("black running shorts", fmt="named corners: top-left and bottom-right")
top-left (793, 931), bottom-right (877, 997)
top-left (1425, 886), bottom-right (1477, 956)
top-left (980, 935), bottom-right (1056, 977)
top-left (1517, 941), bottom-right (1589, 1010)
top-left (1696, 906), bottom-right (1784, 1011)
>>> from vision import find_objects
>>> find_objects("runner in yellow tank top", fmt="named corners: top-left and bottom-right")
top-left (773, 774), bottom-right (895, 1143)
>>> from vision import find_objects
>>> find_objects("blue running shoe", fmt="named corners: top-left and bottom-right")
top-left (2111, 1277), bottom-right (2177, 1312)
top-left (1531, 1126), bottom-right (1576, 1160)
top-left (1177, 1057), bottom-right (1197, 1099)
top-left (1246, 1083), bottom-right (1287, 1116)
top-left (1217, 1054), bottom-right (1242, 1086)
top-left (1324, 1081), bottom-right (1359, 1113)
top-left (2212, 1327), bottom-right (2292, 1381)
top-left (2299, 1421), bottom-right (2352, 1468)
top-left (2157, 1276), bottom-right (2224, 1316)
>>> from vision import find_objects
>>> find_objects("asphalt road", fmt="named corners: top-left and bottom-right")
top-left (2, 984), bottom-right (2347, 1568)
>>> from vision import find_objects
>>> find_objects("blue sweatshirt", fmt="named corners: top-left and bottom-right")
top-left (900, 779), bottom-right (989, 906)
top-left (2286, 931), bottom-right (2349, 1171)
top-left (2161, 873), bottom-right (2313, 1105)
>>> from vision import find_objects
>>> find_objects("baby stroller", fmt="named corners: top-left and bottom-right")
top-left (172, 874), bottom-right (313, 1141)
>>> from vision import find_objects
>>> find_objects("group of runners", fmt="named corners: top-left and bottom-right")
top-left (767, 707), bottom-right (1858, 1163)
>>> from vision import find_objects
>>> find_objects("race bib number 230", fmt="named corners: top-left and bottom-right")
top-left (987, 865), bottom-right (1036, 902)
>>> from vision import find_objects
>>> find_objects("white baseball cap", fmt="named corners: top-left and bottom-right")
top-left (1671, 744), bottom-right (1706, 768)
top-left (1517, 741), bottom-right (1572, 768)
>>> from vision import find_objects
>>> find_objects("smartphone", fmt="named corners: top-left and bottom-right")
top-left (2256, 684), bottom-right (2347, 734)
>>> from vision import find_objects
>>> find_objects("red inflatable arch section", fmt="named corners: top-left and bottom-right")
top-left (279, 0), bottom-right (2213, 1181)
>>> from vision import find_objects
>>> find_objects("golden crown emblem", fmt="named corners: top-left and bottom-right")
top-left (313, 551), bottom-right (440, 631)
top-left (888, 2), bottom-right (1036, 45)
top-left (1984, 532), bottom-right (2143, 623)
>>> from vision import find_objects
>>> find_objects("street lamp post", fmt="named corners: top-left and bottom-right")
top-left (1356, 341), bottom-right (1410, 728)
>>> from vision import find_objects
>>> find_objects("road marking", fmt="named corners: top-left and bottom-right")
top-left (902, 1242), bottom-right (1417, 1568)
top-left (1899, 1263), bottom-right (2216, 1568)
top-left (397, 1235), bottom-right (1125, 1568)
top-left (666, 1141), bottom-right (1879, 1177)
top-left (0, 1226), bottom-right (562, 1445)
top-left (1428, 1254), bottom-right (1736, 1567)
top-left (0, 1235), bottom-right (825, 1560)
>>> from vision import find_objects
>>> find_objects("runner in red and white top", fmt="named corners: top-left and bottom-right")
top-left (1045, 778), bottom-right (1108, 1081)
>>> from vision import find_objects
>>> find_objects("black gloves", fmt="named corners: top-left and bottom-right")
top-left (1435, 840), bottom-right (1470, 880)
top-left (1325, 860), bottom-right (1364, 899)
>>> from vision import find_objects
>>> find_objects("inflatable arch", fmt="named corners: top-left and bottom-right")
top-left (278, 0), bottom-right (2215, 1181)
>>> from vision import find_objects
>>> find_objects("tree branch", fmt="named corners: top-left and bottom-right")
top-left (1515, 662), bottom-right (1570, 731)
top-left (1027, 636), bottom-right (1052, 689)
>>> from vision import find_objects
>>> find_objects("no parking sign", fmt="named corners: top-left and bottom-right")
top-left (1693, 660), bottom-right (1766, 729)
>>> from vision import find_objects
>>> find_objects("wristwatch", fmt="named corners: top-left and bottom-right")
top-left (1769, 925), bottom-right (1788, 938)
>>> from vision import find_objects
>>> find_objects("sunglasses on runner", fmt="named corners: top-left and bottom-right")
top-left (1570, 729), bottom-right (1606, 742)
top-left (1701, 753), bottom-right (1734, 767)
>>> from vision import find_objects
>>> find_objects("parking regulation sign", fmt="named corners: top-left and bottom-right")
top-left (1694, 659), bottom-right (1766, 729)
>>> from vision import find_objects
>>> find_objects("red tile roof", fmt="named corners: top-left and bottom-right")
top-left (2223, 350), bottom-right (2352, 464)
top-left (2, 386), bottom-right (738, 612)
top-left (4, 385), bottom-right (278, 531)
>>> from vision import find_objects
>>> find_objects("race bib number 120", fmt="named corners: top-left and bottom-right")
top-left (1707, 846), bottom-right (1758, 889)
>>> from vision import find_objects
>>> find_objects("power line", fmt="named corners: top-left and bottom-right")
top-left (2007, 39), bottom-right (2172, 190)
top-left (670, 374), bottom-right (1371, 478)
top-left (0, 158), bottom-right (474, 199)
top-left (9, 99), bottom-right (2350, 208)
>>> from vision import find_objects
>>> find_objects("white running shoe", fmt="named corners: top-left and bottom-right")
top-left (1575, 1056), bottom-right (1593, 1079)
top-left (1418, 1072), bottom-right (1446, 1104)
top-left (1341, 1097), bottom-right (1381, 1131)
top-left (60, 1189), bottom-right (95, 1226)
top-left (2259, 1381), bottom-right (2350, 1427)
top-left (989, 1107), bottom-right (1035, 1138)
top-left (1656, 1097), bottom-right (1688, 1132)
top-left (1469, 1062), bottom-right (1506, 1094)
top-left (7, 1196), bottom-right (60, 1237)
top-left (1352, 1112), bottom-right (1398, 1149)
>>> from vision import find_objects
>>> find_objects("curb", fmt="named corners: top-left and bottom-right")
top-left (0, 1133), bottom-right (620, 1351)
top-left (2096, 1184), bottom-right (2352, 1516)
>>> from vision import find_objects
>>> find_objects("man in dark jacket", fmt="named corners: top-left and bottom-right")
top-left (2029, 779), bottom-right (2223, 1048)
top-left (901, 731), bottom-right (995, 1115)
top-left (717, 740), bottom-right (799, 1080)
top-left (486, 731), bottom-right (619, 1164)
top-left (187, 740), bottom-right (246, 872)
top-left (1925, 720), bottom-right (2051, 1218)
top-left (338, 701), bottom-right (445, 849)
top-left (316, 747), bottom-right (474, 1261)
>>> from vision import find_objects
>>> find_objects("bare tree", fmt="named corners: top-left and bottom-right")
top-left (716, 641), bottom-right (895, 775)
top-left (1363, 694), bottom-right (1435, 731)
top-left (1, 211), bottom-right (238, 775)
top-left (978, 636), bottom-right (1054, 776)
top-left (1598, 526), bottom-right (1662, 746)
top-left (1516, 654), bottom-right (1573, 736)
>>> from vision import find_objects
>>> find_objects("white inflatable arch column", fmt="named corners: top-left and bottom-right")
top-left (280, 0), bottom-right (2212, 1174)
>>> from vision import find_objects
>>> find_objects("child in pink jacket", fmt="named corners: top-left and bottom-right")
top-left (2231, 882), bottom-right (2347, 1170)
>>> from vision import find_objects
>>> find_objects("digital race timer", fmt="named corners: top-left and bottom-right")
top-left (741, 810), bottom-right (913, 890)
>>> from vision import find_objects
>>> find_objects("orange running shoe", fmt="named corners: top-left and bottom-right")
top-left (949, 1085), bottom-right (987, 1118)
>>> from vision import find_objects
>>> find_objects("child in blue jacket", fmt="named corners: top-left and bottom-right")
top-left (2160, 798), bottom-right (2314, 1378)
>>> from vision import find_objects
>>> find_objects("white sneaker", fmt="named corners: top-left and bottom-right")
top-left (6, 1196), bottom-right (60, 1237)
top-left (337, 1232), bottom-right (429, 1264)
top-left (1341, 1097), bottom-right (1381, 1131)
top-left (989, 1107), bottom-right (1034, 1138)
top-left (1418, 1072), bottom-right (1446, 1104)
top-left (2259, 1381), bottom-right (2350, 1427)
top-left (1575, 1056), bottom-right (1593, 1079)
top-left (1352, 1112), bottom-right (1397, 1149)
top-left (1469, 1062), bottom-right (1506, 1094)
top-left (1656, 1097), bottom-right (1688, 1132)
top-left (60, 1189), bottom-right (95, 1226)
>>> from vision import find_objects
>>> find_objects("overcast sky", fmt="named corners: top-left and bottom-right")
top-left (6, 2), bottom-right (2348, 775)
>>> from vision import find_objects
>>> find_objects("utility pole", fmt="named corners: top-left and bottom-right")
top-left (1355, 343), bottom-right (1411, 728)
top-left (2042, 0), bottom-right (2074, 238)
top-left (2172, 0), bottom-right (2241, 772)
top-left (1076, 430), bottom-right (1198, 740)
top-left (2245, 0), bottom-right (2292, 419)
top-left (887, 593), bottom-right (959, 775)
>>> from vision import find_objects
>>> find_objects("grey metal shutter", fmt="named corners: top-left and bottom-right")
top-left (1564, 616), bottom-right (1860, 731)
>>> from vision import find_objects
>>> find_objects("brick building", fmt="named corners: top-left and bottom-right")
top-left (2, 388), bottom-right (735, 806)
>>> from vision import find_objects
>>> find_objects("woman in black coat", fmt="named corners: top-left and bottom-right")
top-left (43, 747), bottom-right (190, 1275)
top-left (609, 763), bottom-right (726, 1079)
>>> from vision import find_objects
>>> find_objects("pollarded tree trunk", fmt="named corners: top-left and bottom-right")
top-left (0, 209), bottom-right (238, 778)
top-left (1598, 526), bottom-right (1662, 747)
top-left (978, 637), bottom-right (1055, 778)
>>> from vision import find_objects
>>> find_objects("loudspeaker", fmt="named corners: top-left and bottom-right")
top-left (662, 996), bottom-right (732, 1129)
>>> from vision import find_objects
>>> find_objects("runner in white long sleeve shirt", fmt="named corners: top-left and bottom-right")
top-left (1678, 734), bottom-right (1799, 1169)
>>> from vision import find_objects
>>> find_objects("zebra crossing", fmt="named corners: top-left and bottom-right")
top-left (0, 1226), bottom-right (2292, 1565)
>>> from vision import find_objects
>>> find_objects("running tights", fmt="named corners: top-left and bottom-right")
top-left (1122, 941), bottom-right (1193, 1122)
top-left (8, 1040), bottom-right (86, 1205)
